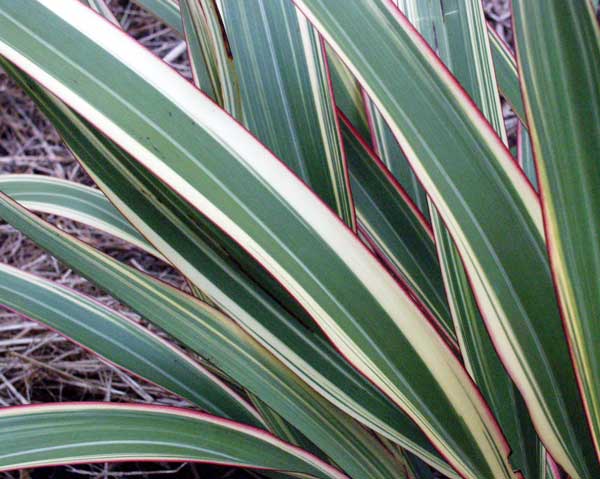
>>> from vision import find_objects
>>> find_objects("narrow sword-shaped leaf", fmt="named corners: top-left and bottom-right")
top-left (513, 0), bottom-right (600, 467)
top-left (0, 174), bottom-right (161, 258)
top-left (371, 0), bottom-right (445, 219)
top-left (516, 123), bottom-right (537, 191)
top-left (437, 0), bottom-right (506, 142)
top-left (487, 26), bottom-right (527, 125)
top-left (248, 394), bottom-right (329, 463)
top-left (0, 403), bottom-right (346, 479)
top-left (325, 45), bottom-right (371, 143)
top-left (219, 0), bottom-right (355, 227)
top-left (0, 260), bottom-right (262, 427)
top-left (0, 3), bottom-right (513, 476)
top-left (178, 0), bottom-right (217, 102)
top-left (430, 203), bottom-right (540, 479)
top-left (0, 192), bottom-right (408, 479)
top-left (291, 1), bottom-right (597, 476)
top-left (363, 97), bottom-right (429, 218)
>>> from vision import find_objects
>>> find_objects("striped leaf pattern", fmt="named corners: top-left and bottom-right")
top-left (0, 404), bottom-right (345, 479)
top-left (0, 0), bottom-right (598, 477)
top-left (0, 257), bottom-right (261, 427)
top-left (0, 174), bottom-right (160, 257)
top-left (0, 191), bottom-right (410, 479)
top-left (219, 0), bottom-right (355, 227)
top-left (181, 0), bottom-right (242, 116)
top-left (391, 1), bottom-right (542, 477)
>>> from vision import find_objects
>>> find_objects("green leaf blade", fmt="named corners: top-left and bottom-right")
top-left (0, 404), bottom-right (346, 479)
top-left (513, 0), bottom-right (600, 468)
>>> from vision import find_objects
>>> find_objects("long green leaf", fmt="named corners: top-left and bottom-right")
top-left (436, 0), bottom-right (506, 141)
top-left (0, 57), bottom-right (450, 476)
top-left (430, 204), bottom-right (541, 479)
top-left (516, 124), bottom-right (537, 191)
top-left (487, 26), bottom-right (526, 125)
top-left (292, 1), bottom-right (598, 476)
top-left (219, 0), bottom-right (355, 228)
top-left (325, 46), bottom-right (371, 142)
top-left (0, 3), bottom-right (508, 476)
top-left (178, 0), bottom-right (217, 102)
top-left (0, 259), bottom-right (262, 427)
top-left (0, 191), bottom-right (411, 479)
top-left (0, 403), bottom-right (345, 479)
top-left (248, 394), bottom-right (328, 463)
top-left (513, 0), bottom-right (600, 468)
top-left (0, 174), bottom-right (160, 257)
top-left (363, 97), bottom-right (429, 219)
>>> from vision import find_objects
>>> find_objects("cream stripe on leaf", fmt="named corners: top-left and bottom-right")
top-left (0, 404), bottom-right (346, 479)
top-left (180, 0), bottom-right (242, 117)
top-left (325, 45), bottom-right (371, 143)
top-left (0, 2), bottom-right (514, 477)
top-left (1, 58), bottom-right (453, 478)
top-left (0, 192), bottom-right (409, 479)
top-left (0, 260), bottom-right (262, 428)
top-left (292, 0), bottom-right (596, 477)
top-left (513, 0), bottom-right (600, 471)
top-left (179, 0), bottom-right (217, 103)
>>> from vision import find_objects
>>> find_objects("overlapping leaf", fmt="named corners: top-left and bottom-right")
top-left (0, 191), bottom-right (407, 479)
top-left (0, 2), bottom-right (514, 477)
top-left (0, 174), bottom-right (160, 257)
top-left (0, 56), bottom-right (450, 476)
top-left (291, 0), bottom-right (597, 476)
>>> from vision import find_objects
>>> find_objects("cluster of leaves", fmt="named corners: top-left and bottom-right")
top-left (0, 1), bottom-right (598, 478)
